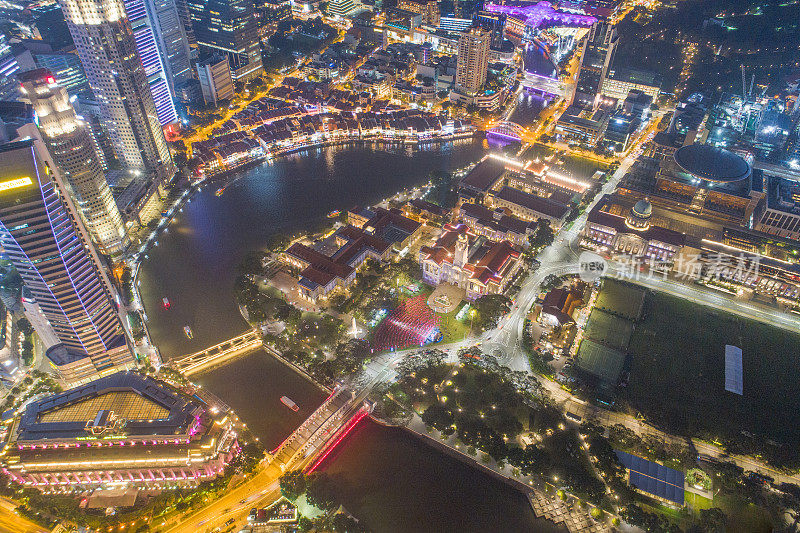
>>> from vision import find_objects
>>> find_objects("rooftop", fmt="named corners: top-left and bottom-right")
top-left (17, 372), bottom-right (201, 441)
top-left (674, 144), bottom-right (751, 183)
top-left (492, 186), bottom-right (571, 219)
top-left (459, 157), bottom-right (507, 194)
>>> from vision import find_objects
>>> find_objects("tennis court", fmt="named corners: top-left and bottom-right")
top-left (584, 309), bottom-right (634, 350)
top-left (575, 339), bottom-right (626, 386)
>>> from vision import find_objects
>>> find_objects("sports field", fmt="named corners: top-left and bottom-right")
top-left (621, 289), bottom-right (800, 467)
top-left (594, 279), bottom-right (645, 320)
top-left (583, 309), bottom-right (634, 351)
top-left (575, 339), bottom-right (626, 386)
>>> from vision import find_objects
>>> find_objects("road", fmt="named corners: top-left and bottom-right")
top-left (160, 386), bottom-right (368, 533)
top-left (0, 497), bottom-right (46, 533)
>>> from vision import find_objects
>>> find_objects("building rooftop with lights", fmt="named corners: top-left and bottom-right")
top-left (419, 223), bottom-right (522, 300)
top-left (1, 372), bottom-right (238, 491)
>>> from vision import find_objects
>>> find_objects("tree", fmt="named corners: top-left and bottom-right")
top-left (331, 513), bottom-right (367, 532)
top-left (528, 219), bottom-right (555, 250)
top-left (694, 508), bottom-right (727, 533)
top-left (279, 470), bottom-right (308, 500)
top-left (16, 318), bottom-right (33, 337)
top-left (472, 294), bottom-right (512, 330)
top-left (239, 250), bottom-right (266, 277)
top-left (306, 474), bottom-right (338, 513)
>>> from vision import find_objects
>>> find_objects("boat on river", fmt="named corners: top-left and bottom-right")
top-left (280, 396), bottom-right (299, 411)
top-left (327, 210), bottom-right (340, 218)
top-left (215, 186), bottom-right (226, 196)
top-left (184, 325), bottom-right (193, 339)
top-left (162, 297), bottom-right (170, 309)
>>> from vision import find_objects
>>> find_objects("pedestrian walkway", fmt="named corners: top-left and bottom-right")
top-left (528, 492), bottom-right (609, 533)
top-left (403, 414), bottom-right (614, 532)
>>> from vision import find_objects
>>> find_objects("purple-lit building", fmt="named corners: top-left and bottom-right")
top-left (484, 1), bottom-right (596, 37)
top-left (2, 372), bottom-right (239, 491)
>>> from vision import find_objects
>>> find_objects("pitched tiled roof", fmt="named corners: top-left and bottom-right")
top-left (492, 186), bottom-right (571, 219)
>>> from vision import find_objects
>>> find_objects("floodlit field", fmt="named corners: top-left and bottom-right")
top-left (575, 339), bottom-right (626, 386)
top-left (583, 309), bottom-right (634, 351)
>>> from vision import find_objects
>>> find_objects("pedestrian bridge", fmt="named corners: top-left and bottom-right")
top-left (170, 330), bottom-right (263, 376)
top-left (487, 121), bottom-right (526, 142)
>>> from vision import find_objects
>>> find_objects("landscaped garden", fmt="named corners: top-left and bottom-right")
top-left (388, 357), bottom-right (609, 504)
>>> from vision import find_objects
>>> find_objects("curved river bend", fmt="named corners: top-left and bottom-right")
top-left (139, 141), bottom-right (562, 532)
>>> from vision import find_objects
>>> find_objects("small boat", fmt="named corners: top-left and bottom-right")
top-left (162, 297), bottom-right (171, 309)
top-left (184, 326), bottom-right (193, 339)
top-left (215, 186), bottom-right (226, 196)
top-left (327, 210), bottom-right (340, 218)
top-left (280, 396), bottom-right (299, 411)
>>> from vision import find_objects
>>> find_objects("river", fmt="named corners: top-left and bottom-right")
top-left (139, 140), bottom-right (559, 531)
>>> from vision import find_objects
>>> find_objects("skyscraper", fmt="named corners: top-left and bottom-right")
top-left (0, 135), bottom-right (134, 382)
top-left (188, 0), bottom-right (263, 81)
top-left (474, 10), bottom-right (506, 50)
top-left (144, 0), bottom-right (193, 90)
top-left (122, 0), bottom-right (180, 126)
top-left (56, 0), bottom-right (176, 184)
top-left (455, 27), bottom-right (491, 95)
top-left (197, 55), bottom-right (234, 106)
top-left (573, 21), bottom-right (617, 109)
top-left (18, 69), bottom-right (128, 256)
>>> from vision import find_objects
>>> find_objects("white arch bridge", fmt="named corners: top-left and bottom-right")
top-left (170, 329), bottom-right (263, 376)
top-left (487, 121), bottom-right (526, 142)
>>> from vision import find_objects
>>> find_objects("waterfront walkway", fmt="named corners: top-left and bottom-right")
top-left (403, 413), bottom-right (614, 533)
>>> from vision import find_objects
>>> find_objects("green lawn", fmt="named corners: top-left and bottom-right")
top-left (684, 491), bottom-right (713, 513)
top-left (437, 307), bottom-right (471, 343)
top-left (714, 493), bottom-right (774, 533)
top-left (621, 290), bottom-right (800, 467)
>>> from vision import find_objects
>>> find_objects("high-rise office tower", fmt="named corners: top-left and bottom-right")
top-left (174, 0), bottom-right (197, 48)
top-left (144, 0), bottom-right (193, 90)
top-left (124, 0), bottom-right (193, 101)
top-left (18, 69), bottom-right (128, 256)
top-left (188, 0), bottom-right (264, 81)
top-left (474, 10), bottom-right (506, 50)
top-left (397, 0), bottom-right (439, 26)
top-left (455, 27), bottom-right (491, 95)
top-left (56, 0), bottom-right (176, 184)
top-left (31, 4), bottom-right (75, 51)
top-left (454, 0), bottom-right (463, 18)
top-left (0, 134), bottom-right (134, 382)
top-left (197, 55), bottom-right (234, 106)
top-left (122, 0), bottom-right (180, 126)
top-left (573, 21), bottom-right (617, 109)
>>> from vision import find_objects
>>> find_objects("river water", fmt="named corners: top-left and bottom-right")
top-left (139, 139), bottom-right (561, 531)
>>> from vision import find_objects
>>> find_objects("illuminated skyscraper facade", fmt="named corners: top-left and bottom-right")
top-left (188, 0), bottom-right (263, 81)
top-left (55, 0), bottom-right (176, 184)
top-left (0, 137), bottom-right (133, 382)
top-left (18, 69), bottom-right (128, 256)
top-left (573, 21), bottom-right (617, 109)
top-left (122, 0), bottom-right (179, 126)
top-left (455, 27), bottom-right (491, 95)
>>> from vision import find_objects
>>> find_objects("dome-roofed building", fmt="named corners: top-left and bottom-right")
top-left (626, 198), bottom-right (652, 230)
top-left (673, 144), bottom-right (751, 184)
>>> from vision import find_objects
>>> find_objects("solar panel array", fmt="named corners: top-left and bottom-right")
top-left (725, 345), bottom-right (743, 395)
top-left (615, 450), bottom-right (685, 505)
